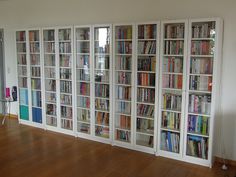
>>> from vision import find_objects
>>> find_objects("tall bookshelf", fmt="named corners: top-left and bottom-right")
top-left (75, 26), bottom-right (92, 135)
top-left (113, 24), bottom-right (134, 146)
top-left (94, 25), bottom-right (112, 140)
top-left (158, 20), bottom-right (188, 158)
top-left (29, 30), bottom-right (42, 124)
top-left (184, 18), bottom-right (222, 167)
top-left (17, 30), bottom-right (29, 121)
top-left (43, 28), bottom-right (57, 127)
top-left (134, 22), bottom-right (159, 152)
top-left (58, 27), bottom-right (74, 131)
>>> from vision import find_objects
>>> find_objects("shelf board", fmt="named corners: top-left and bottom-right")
top-left (161, 127), bottom-right (180, 133)
top-left (77, 80), bottom-right (90, 83)
top-left (136, 116), bottom-right (154, 120)
top-left (116, 99), bottom-right (131, 103)
top-left (138, 39), bottom-right (156, 41)
top-left (30, 65), bottom-right (41, 67)
top-left (163, 54), bottom-right (184, 57)
top-left (77, 94), bottom-right (90, 97)
top-left (44, 66), bottom-right (56, 68)
top-left (60, 78), bottom-right (72, 81)
top-left (138, 54), bottom-right (156, 57)
top-left (115, 112), bottom-right (131, 117)
top-left (136, 130), bottom-right (154, 136)
top-left (46, 114), bottom-right (57, 118)
top-left (164, 38), bottom-right (184, 41)
top-left (162, 88), bottom-right (182, 92)
top-left (45, 90), bottom-right (56, 94)
top-left (115, 39), bottom-right (132, 42)
top-left (77, 52), bottom-right (90, 55)
top-left (16, 41), bottom-right (26, 43)
top-left (162, 72), bottom-right (183, 75)
top-left (45, 77), bottom-right (56, 80)
top-left (77, 106), bottom-right (90, 111)
top-left (32, 106), bottom-right (42, 109)
top-left (137, 71), bottom-right (155, 74)
top-left (95, 109), bottom-right (109, 113)
top-left (44, 53), bottom-right (55, 55)
top-left (45, 101), bottom-right (56, 105)
top-left (116, 54), bottom-right (132, 56)
top-left (61, 117), bottom-right (73, 120)
top-left (161, 109), bottom-right (181, 114)
top-left (115, 127), bottom-right (131, 132)
top-left (94, 53), bottom-right (110, 56)
top-left (59, 53), bottom-right (72, 55)
top-left (136, 101), bottom-right (155, 106)
top-left (116, 69), bottom-right (132, 72)
top-left (115, 83), bottom-right (132, 87)
top-left (76, 39), bottom-right (90, 42)
top-left (188, 90), bottom-right (212, 94)
top-left (30, 52), bottom-right (40, 55)
top-left (95, 124), bottom-right (109, 128)
top-left (60, 92), bottom-right (72, 95)
top-left (94, 68), bottom-right (109, 71)
top-left (137, 85), bottom-right (155, 89)
top-left (94, 96), bottom-right (109, 100)
top-left (31, 89), bottom-right (41, 92)
top-left (44, 40), bottom-right (55, 43)
top-left (31, 76), bottom-right (41, 79)
top-left (59, 40), bottom-right (71, 42)
top-left (191, 38), bottom-right (214, 41)
top-left (60, 104), bottom-right (72, 107)
top-left (19, 103), bottom-right (28, 107)
top-left (190, 55), bottom-right (214, 58)
top-left (94, 81), bottom-right (109, 85)
top-left (77, 120), bottom-right (90, 124)
top-left (187, 132), bottom-right (209, 138)
top-left (189, 73), bottom-right (212, 76)
top-left (188, 112), bottom-right (210, 117)
top-left (29, 41), bottom-right (40, 43)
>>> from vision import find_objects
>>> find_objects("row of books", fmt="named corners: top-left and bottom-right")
top-left (32, 91), bottom-right (42, 107)
top-left (136, 104), bottom-right (154, 118)
top-left (30, 54), bottom-right (40, 65)
top-left (19, 77), bottom-right (28, 88)
top-left (60, 94), bottom-right (72, 105)
top-left (136, 134), bottom-right (154, 147)
top-left (162, 93), bottom-right (182, 111)
top-left (77, 109), bottom-right (90, 122)
top-left (137, 118), bottom-right (154, 134)
top-left (30, 43), bottom-right (40, 53)
top-left (96, 112), bottom-right (109, 126)
top-left (60, 68), bottom-right (72, 80)
top-left (78, 82), bottom-right (90, 96)
top-left (77, 41), bottom-right (90, 53)
top-left (19, 89), bottom-right (28, 105)
top-left (165, 24), bottom-right (184, 39)
top-left (186, 135), bottom-right (208, 159)
top-left (190, 58), bottom-right (213, 74)
top-left (31, 67), bottom-right (41, 77)
top-left (44, 42), bottom-right (55, 53)
top-left (46, 116), bottom-right (57, 127)
top-left (78, 123), bottom-right (90, 133)
top-left (137, 73), bottom-right (155, 86)
top-left (161, 131), bottom-right (180, 153)
top-left (138, 57), bottom-right (156, 71)
top-left (162, 74), bottom-right (182, 89)
top-left (95, 126), bottom-right (109, 138)
top-left (77, 55), bottom-right (90, 68)
top-left (45, 79), bottom-right (56, 92)
top-left (116, 129), bottom-right (130, 142)
top-left (61, 119), bottom-right (73, 130)
top-left (191, 41), bottom-right (214, 55)
top-left (18, 66), bottom-right (27, 76)
top-left (95, 71), bottom-right (109, 83)
top-left (60, 80), bottom-right (72, 93)
top-left (138, 24), bottom-right (156, 39)
top-left (32, 108), bottom-right (42, 123)
top-left (95, 99), bottom-right (109, 111)
top-left (17, 43), bottom-right (26, 53)
top-left (188, 94), bottom-right (211, 115)
top-left (59, 42), bottom-right (71, 53)
top-left (16, 31), bottom-right (26, 41)
top-left (31, 78), bottom-right (41, 90)
top-left (18, 54), bottom-right (27, 65)
top-left (161, 111), bottom-right (181, 130)
top-left (137, 88), bottom-right (155, 103)
top-left (44, 30), bottom-right (54, 41)
top-left (192, 23), bottom-right (215, 38)
top-left (116, 115), bottom-right (131, 129)
top-left (95, 84), bottom-right (109, 98)
top-left (45, 68), bottom-right (56, 78)
top-left (116, 86), bottom-right (131, 100)
top-left (44, 55), bottom-right (55, 66)
top-left (164, 41), bottom-right (184, 55)
top-left (95, 43), bottom-right (110, 54)
top-left (189, 76), bottom-right (212, 91)
top-left (46, 104), bottom-right (57, 116)
top-left (116, 101), bottom-right (131, 115)
top-left (61, 106), bottom-right (73, 119)
top-left (95, 56), bottom-right (109, 69)
top-left (58, 29), bottom-right (71, 41)
top-left (77, 96), bottom-right (90, 108)
top-left (45, 92), bottom-right (56, 103)
top-left (116, 26), bottom-right (132, 39)
top-left (60, 55), bottom-right (71, 67)
top-left (116, 41), bottom-right (132, 54)
top-left (188, 115), bottom-right (208, 135)
top-left (76, 28), bottom-right (90, 40)
top-left (116, 71), bottom-right (131, 85)
top-left (163, 57), bottom-right (183, 73)
top-left (116, 56), bottom-right (131, 70)
top-left (138, 41), bottom-right (156, 54)
top-left (29, 31), bottom-right (39, 41)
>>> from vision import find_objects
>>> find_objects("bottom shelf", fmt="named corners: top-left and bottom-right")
top-left (95, 125), bottom-right (109, 138)
top-left (77, 122), bottom-right (90, 134)
top-left (160, 130), bottom-right (180, 153)
top-left (116, 129), bottom-right (131, 143)
top-left (19, 105), bottom-right (29, 120)
top-left (136, 133), bottom-right (153, 148)
top-left (186, 135), bottom-right (208, 160)
top-left (32, 107), bottom-right (42, 123)
top-left (46, 116), bottom-right (57, 127)
top-left (61, 119), bottom-right (73, 130)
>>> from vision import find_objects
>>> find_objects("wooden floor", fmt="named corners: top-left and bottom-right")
top-left (0, 118), bottom-right (235, 177)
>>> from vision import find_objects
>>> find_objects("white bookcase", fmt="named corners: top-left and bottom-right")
top-left (16, 29), bottom-right (44, 128)
top-left (134, 22), bottom-right (159, 153)
top-left (158, 20), bottom-right (188, 159)
top-left (183, 18), bottom-right (223, 167)
top-left (113, 24), bottom-right (135, 148)
top-left (15, 18), bottom-right (222, 167)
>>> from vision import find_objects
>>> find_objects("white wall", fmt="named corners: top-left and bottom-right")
top-left (0, 0), bottom-right (235, 161)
